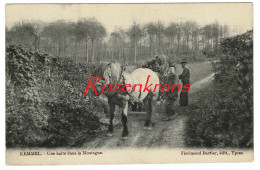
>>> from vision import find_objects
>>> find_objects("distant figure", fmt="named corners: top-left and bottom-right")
top-left (179, 60), bottom-right (190, 107)
top-left (164, 63), bottom-right (179, 119)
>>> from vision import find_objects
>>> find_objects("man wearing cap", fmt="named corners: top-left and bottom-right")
top-left (179, 60), bottom-right (190, 106)
top-left (164, 63), bottom-right (179, 120)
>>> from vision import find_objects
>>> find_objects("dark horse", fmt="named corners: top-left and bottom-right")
top-left (92, 62), bottom-right (160, 139)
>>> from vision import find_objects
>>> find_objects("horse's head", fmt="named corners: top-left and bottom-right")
top-left (94, 63), bottom-right (123, 95)
top-left (90, 63), bottom-right (109, 96)
top-left (103, 62), bottom-right (123, 85)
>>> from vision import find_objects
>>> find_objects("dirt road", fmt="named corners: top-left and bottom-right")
top-left (83, 64), bottom-right (214, 149)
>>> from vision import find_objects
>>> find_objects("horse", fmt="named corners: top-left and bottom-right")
top-left (93, 62), bottom-right (160, 139)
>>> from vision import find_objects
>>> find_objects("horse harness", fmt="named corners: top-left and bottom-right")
top-left (119, 67), bottom-right (143, 103)
top-left (102, 64), bottom-right (142, 103)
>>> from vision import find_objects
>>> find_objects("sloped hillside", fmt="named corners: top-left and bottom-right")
top-left (6, 45), bottom-right (105, 148)
top-left (185, 30), bottom-right (253, 148)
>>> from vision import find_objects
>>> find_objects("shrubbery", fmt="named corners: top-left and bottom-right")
top-left (6, 45), bottom-right (105, 148)
top-left (185, 30), bottom-right (253, 148)
top-left (140, 55), bottom-right (176, 102)
top-left (141, 55), bottom-right (175, 77)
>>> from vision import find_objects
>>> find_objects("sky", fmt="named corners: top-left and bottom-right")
top-left (6, 3), bottom-right (253, 35)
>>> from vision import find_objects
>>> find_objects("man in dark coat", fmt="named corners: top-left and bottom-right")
top-left (164, 64), bottom-right (179, 120)
top-left (179, 60), bottom-right (190, 106)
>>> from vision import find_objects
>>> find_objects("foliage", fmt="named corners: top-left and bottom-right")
top-left (6, 45), bottom-right (105, 148)
top-left (141, 55), bottom-right (174, 77)
top-left (141, 55), bottom-right (176, 100)
top-left (6, 23), bottom-right (35, 48)
top-left (6, 19), bottom-right (229, 64)
top-left (185, 30), bottom-right (253, 148)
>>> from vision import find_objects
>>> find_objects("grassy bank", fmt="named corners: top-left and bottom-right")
top-left (185, 30), bottom-right (253, 148)
top-left (6, 45), bottom-right (106, 148)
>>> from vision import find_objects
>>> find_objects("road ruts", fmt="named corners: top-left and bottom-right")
top-left (83, 73), bottom-right (215, 149)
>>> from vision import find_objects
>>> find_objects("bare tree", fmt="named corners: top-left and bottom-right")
top-left (74, 19), bottom-right (91, 62)
top-left (32, 21), bottom-right (45, 51)
top-left (156, 21), bottom-right (164, 54)
top-left (6, 18), bottom-right (230, 62)
top-left (183, 21), bottom-right (194, 53)
top-left (87, 18), bottom-right (106, 63)
top-left (164, 22), bottom-right (177, 54)
top-left (110, 30), bottom-right (122, 61)
top-left (127, 22), bottom-right (142, 63)
top-left (175, 23), bottom-right (182, 57)
top-left (191, 22), bottom-right (199, 56)
top-left (43, 20), bottom-right (72, 56)
top-left (145, 22), bottom-right (157, 57)
top-left (7, 22), bottom-right (35, 49)
top-left (212, 22), bottom-right (221, 55)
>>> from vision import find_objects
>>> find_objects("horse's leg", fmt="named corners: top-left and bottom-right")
top-left (150, 93), bottom-right (159, 126)
top-left (121, 100), bottom-right (129, 139)
top-left (144, 93), bottom-right (158, 129)
top-left (107, 97), bottom-right (115, 136)
top-left (132, 102), bottom-right (137, 111)
top-left (144, 96), bottom-right (151, 128)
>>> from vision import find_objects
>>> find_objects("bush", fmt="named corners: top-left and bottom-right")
top-left (6, 45), bottom-right (105, 148)
top-left (185, 30), bottom-right (253, 148)
top-left (141, 55), bottom-right (175, 77)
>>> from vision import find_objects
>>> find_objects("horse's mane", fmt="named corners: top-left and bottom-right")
top-left (93, 62), bottom-right (123, 83)
top-left (93, 63), bottom-right (111, 78)
top-left (110, 62), bottom-right (122, 84)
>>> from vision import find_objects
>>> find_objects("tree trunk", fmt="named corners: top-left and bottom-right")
top-left (101, 48), bottom-right (103, 61)
top-left (125, 48), bottom-right (128, 61)
top-left (108, 50), bottom-right (110, 61)
top-left (171, 37), bottom-right (173, 51)
top-left (64, 39), bottom-right (68, 55)
top-left (158, 34), bottom-right (161, 54)
top-left (191, 36), bottom-right (194, 56)
top-left (156, 34), bottom-right (159, 54)
top-left (86, 39), bottom-right (89, 63)
top-left (186, 36), bottom-right (189, 53)
top-left (38, 36), bottom-right (41, 50)
top-left (149, 35), bottom-right (152, 57)
top-left (34, 35), bottom-right (37, 51)
top-left (44, 38), bottom-right (48, 52)
top-left (52, 43), bottom-right (55, 55)
top-left (121, 48), bottom-right (123, 61)
top-left (139, 39), bottom-right (142, 55)
top-left (134, 40), bottom-right (137, 63)
top-left (182, 37), bottom-right (185, 52)
top-left (91, 39), bottom-right (95, 63)
top-left (58, 40), bottom-right (62, 56)
top-left (111, 50), bottom-right (113, 61)
top-left (75, 41), bottom-right (78, 57)
top-left (177, 37), bottom-right (180, 57)
top-left (215, 38), bottom-right (218, 55)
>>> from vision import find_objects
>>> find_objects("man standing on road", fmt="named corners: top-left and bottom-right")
top-left (179, 60), bottom-right (190, 107)
top-left (164, 63), bottom-right (179, 120)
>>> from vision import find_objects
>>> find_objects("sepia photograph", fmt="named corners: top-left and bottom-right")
top-left (5, 3), bottom-right (253, 165)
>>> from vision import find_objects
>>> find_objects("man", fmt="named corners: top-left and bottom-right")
top-left (179, 60), bottom-right (190, 106)
top-left (164, 63), bottom-right (179, 120)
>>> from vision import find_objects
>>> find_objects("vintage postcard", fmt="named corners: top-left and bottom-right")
top-left (5, 3), bottom-right (253, 165)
